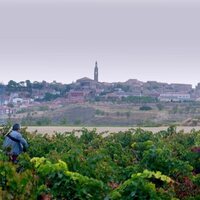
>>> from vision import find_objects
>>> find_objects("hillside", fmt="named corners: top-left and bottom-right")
top-left (7, 101), bottom-right (200, 126)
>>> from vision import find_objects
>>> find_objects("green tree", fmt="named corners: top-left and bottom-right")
top-left (26, 80), bottom-right (32, 94)
top-left (6, 80), bottom-right (19, 92)
top-left (139, 105), bottom-right (152, 111)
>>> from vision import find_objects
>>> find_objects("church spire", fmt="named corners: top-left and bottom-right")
top-left (94, 61), bottom-right (98, 82)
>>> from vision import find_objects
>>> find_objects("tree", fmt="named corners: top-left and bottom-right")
top-left (139, 105), bottom-right (152, 111)
top-left (32, 81), bottom-right (43, 90)
top-left (7, 80), bottom-right (19, 92)
top-left (43, 93), bottom-right (60, 101)
top-left (156, 103), bottom-right (164, 111)
top-left (26, 80), bottom-right (32, 94)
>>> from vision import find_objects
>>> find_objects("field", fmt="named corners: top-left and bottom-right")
top-left (12, 101), bottom-right (200, 127)
top-left (26, 126), bottom-right (200, 135)
top-left (1, 126), bottom-right (200, 199)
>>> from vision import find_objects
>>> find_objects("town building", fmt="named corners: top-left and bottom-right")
top-left (68, 90), bottom-right (85, 103)
top-left (76, 77), bottom-right (97, 90)
top-left (158, 93), bottom-right (191, 102)
top-left (94, 61), bottom-right (98, 82)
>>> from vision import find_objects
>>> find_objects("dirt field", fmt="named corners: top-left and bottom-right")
top-left (26, 126), bottom-right (200, 136)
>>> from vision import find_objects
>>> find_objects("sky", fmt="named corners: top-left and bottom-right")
top-left (0, 0), bottom-right (200, 87)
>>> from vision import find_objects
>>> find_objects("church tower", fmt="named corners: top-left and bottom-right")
top-left (94, 61), bottom-right (98, 82)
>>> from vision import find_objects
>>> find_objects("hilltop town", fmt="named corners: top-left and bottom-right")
top-left (1, 62), bottom-right (200, 126)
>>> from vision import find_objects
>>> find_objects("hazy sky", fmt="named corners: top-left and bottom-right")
top-left (0, 0), bottom-right (200, 87)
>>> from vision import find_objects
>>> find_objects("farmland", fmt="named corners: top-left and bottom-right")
top-left (7, 101), bottom-right (200, 127)
top-left (1, 126), bottom-right (200, 199)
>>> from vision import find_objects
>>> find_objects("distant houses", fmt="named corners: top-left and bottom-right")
top-left (158, 93), bottom-right (191, 102)
top-left (1, 61), bottom-right (200, 121)
top-left (68, 91), bottom-right (85, 103)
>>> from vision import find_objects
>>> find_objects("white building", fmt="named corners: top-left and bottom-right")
top-left (159, 93), bottom-right (191, 102)
top-left (12, 97), bottom-right (24, 104)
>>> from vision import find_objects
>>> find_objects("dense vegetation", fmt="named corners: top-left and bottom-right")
top-left (1, 126), bottom-right (200, 199)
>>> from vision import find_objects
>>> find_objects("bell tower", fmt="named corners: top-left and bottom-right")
top-left (94, 61), bottom-right (98, 82)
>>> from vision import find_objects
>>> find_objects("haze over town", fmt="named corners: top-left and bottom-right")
top-left (0, 0), bottom-right (200, 86)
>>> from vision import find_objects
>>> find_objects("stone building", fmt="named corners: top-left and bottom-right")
top-left (94, 61), bottom-right (98, 82)
top-left (159, 93), bottom-right (191, 102)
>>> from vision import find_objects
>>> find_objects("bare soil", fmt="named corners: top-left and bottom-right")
top-left (26, 126), bottom-right (200, 136)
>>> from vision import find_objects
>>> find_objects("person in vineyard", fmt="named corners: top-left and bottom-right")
top-left (3, 123), bottom-right (28, 163)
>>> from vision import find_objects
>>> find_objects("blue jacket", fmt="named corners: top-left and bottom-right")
top-left (3, 130), bottom-right (29, 156)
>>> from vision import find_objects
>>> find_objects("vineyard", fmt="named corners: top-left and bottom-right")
top-left (1, 126), bottom-right (200, 199)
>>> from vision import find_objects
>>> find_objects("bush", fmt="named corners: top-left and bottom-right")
top-left (139, 105), bottom-right (152, 111)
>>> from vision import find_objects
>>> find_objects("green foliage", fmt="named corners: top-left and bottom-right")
top-left (36, 117), bottom-right (51, 126)
top-left (74, 119), bottom-right (81, 125)
top-left (43, 92), bottom-right (60, 101)
top-left (0, 122), bottom-right (12, 136)
top-left (156, 103), bottom-right (164, 111)
top-left (60, 117), bottom-right (68, 125)
top-left (139, 105), bottom-right (153, 111)
top-left (109, 170), bottom-right (175, 200)
top-left (38, 105), bottom-right (49, 111)
top-left (195, 132), bottom-right (200, 146)
top-left (1, 127), bottom-right (200, 199)
top-left (0, 157), bottom-right (38, 199)
top-left (95, 109), bottom-right (105, 116)
top-left (31, 157), bottom-right (106, 199)
top-left (121, 96), bottom-right (158, 103)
